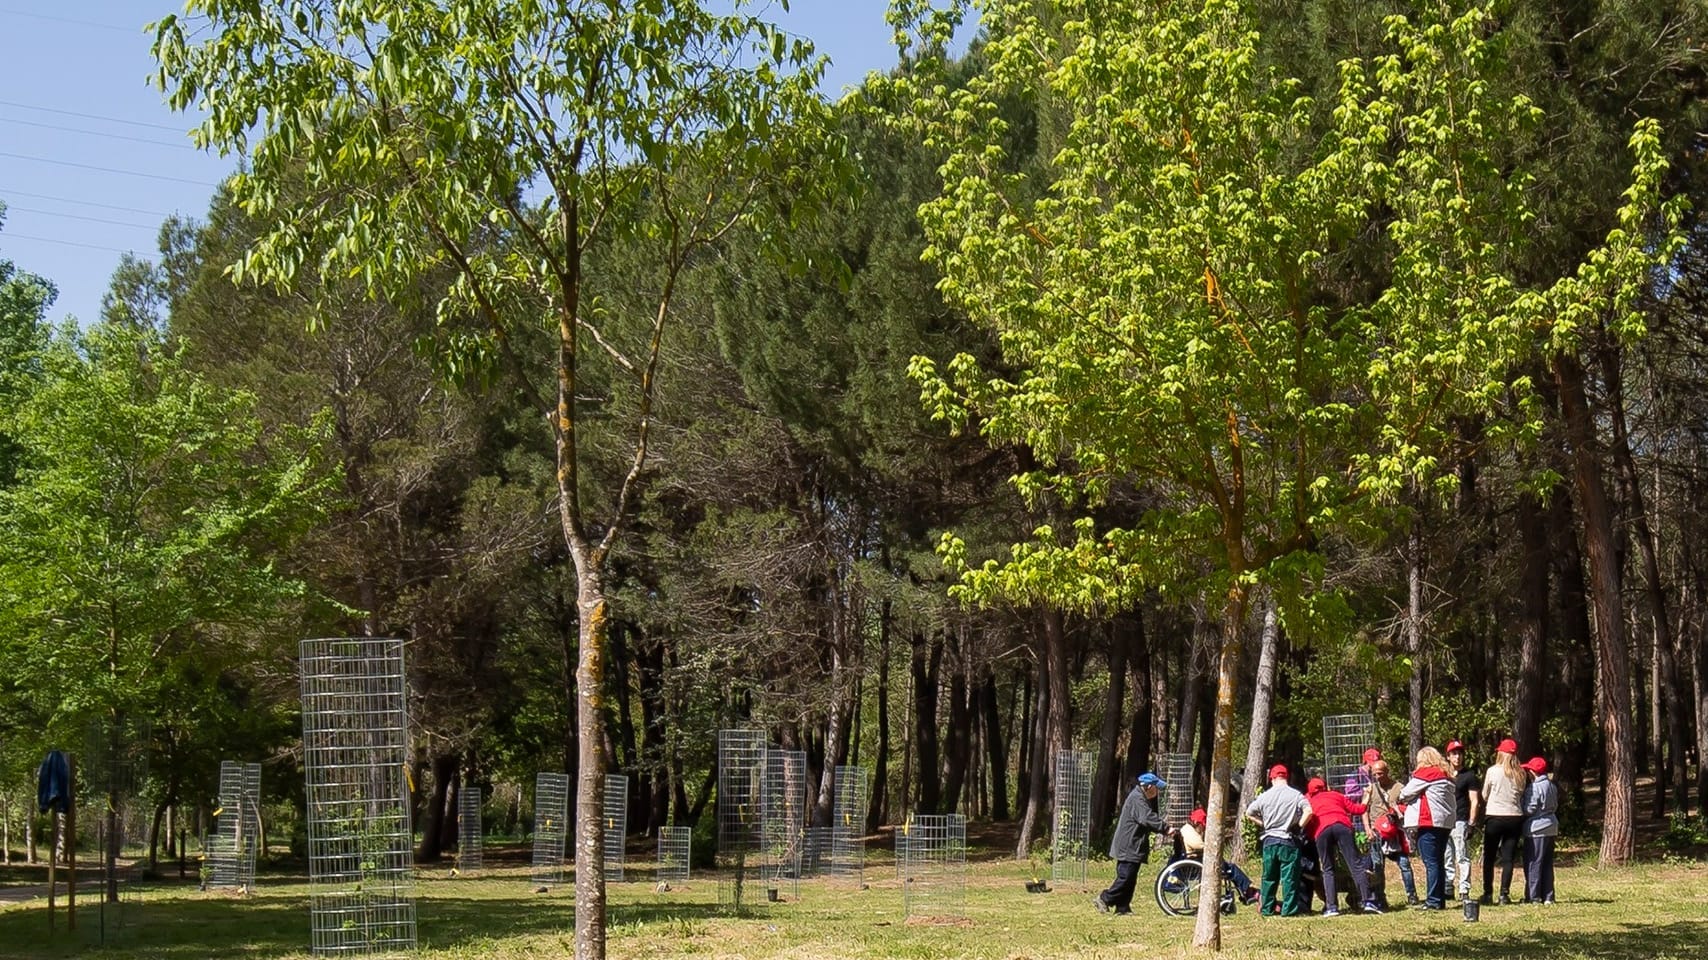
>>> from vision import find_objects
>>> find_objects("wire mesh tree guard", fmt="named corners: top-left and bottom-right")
top-left (831, 765), bottom-right (868, 885)
top-left (455, 784), bottom-right (482, 873)
top-left (761, 748), bottom-right (806, 902)
top-left (1050, 749), bottom-right (1094, 888)
top-left (83, 712), bottom-right (151, 915)
top-left (801, 826), bottom-right (834, 878)
top-left (1323, 713), bottom-right (1377, 801)
top-left (656, 826), bottom-right (691, 884)
top-left (1159, 752), bottom-right (1195, 827)
top-left (299, 637), bottom-right (415, 956)
top-left (898, 814), bottom-right (966, 921)
top-left (602, 774), bottom-right (629, 883)
top-left (531, 772), bottom-right (570, 889)
top-left (209, 760), bottom-right (262, 892)
top-left (716, 729), bottom-right (766, 912)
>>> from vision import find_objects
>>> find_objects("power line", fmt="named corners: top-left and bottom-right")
top-left (1, 233), bottom-right (140, 255)
top-left (0, 7), bottom-right (138, 33)
top-left (0, 189), bottom-right (172, 219)
top-left (0, 152), bottom-right (218, 187)
top-left (1, 116), bottom-right (196, 150)
top-left (0, 99), bottom-right (190, 133)
top-left (9, 206), bottom-right (159, 231)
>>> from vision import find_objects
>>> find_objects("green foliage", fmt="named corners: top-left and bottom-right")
top-left (0, 320), bottom-right (334, 736)
top-left (890, 0), bottom-right (1680, 630)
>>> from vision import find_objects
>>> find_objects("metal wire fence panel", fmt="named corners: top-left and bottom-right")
top-left (531, 772), bottom-right (570, 887)
top-left (210, 761), bottom-right (263, 891)
top-left (799, 826), bottom-right (833, 878)
top-left (761, 748), bottom-right (806, 900)
top-left (1050, 750), bottom-right (1094, 887)
top-left (1323, 714), bottom-right (1377, 802)
top-left (899, 814), bottom-right (966, 920)
top-left (1159, 753), bottom-right (1196, 827)
top-left (456, 786), bottom-right (482, 872)
top-left (602, 775), bottom-right (629, 883)
top-left (300, 637), bottom-right (415, 956)
top-left (831, 765), bottom-right (868, 884)
top-left (657, 826), bottom-right (691, 884)
top-left (716, 729), bottom-right (767, 913)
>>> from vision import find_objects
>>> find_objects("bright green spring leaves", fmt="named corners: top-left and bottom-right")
top-left (897, 0), bottom-right (1680, 614)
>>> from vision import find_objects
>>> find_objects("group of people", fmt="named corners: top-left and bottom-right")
top-left (1094, 737), bottom-right (1560, 918)
top-left (1248, 738), bottom-right (1560, 916)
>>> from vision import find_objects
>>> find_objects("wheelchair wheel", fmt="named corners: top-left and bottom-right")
top-left (1155, 859), bottom-right (1203, 916)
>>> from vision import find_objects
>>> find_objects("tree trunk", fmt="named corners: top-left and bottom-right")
top-left (1015, 618), bottom-right (1052, 859)
top-left (1042, 608), bottom-right (1071, 849)
top-left (571, 566), bottom-right (612, 960)
top-left (868, 598), bottom-right (892, 833)
top-left (814, 642), bottom-right (849, 827)
top-left (1090, 617), bottom-right (1129, 836)
top-left (911, 630), bottom-right (943, 815)
top-left (980, 671), bottom-right (1009, 820)
top-left (1514, 491), bottom-right (1550, 756)
top-left (941, 637), bottom-right (972, 815)
top-left (1554, 353), bottom-right (1636, 865)
top-left (637, 635), bottom-right (669, 832)
top-left (1551, 485), bottom-right (1595, 803)
top-left (1234, 595), bottom-right (1280, 863)
top-left (1124, 610), bottom-right (1153, 784)
top-left (1175, 611), bottom-right (1205, 755)
top-left (417, 754), bottom-right (459, 862)
top-left (1192, 582), bottom-right (1251, 949)
top-left (1405, 518), bottom-right (1425, 761)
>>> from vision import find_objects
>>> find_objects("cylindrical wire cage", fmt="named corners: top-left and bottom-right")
top-left (209, 760), bottom-right (261, 892)
top-left (899, 814), bottom-right (966, 920)
top-left (531, 772), bottom-right (570, 888)
top-left (456, 784), bottom-right (482, 872)
top-left (602, 774), bottom-right (629, 883)
top-left (831, 765), bottom-right (868, 884)
top-left (716, 729), bottom-right (767, 912)
top-left (761, 748), bottom-right (806, 901)
top-left (1159, 753), bottom-right (1196, 827)
top-left (300, 637), bottom-right (416, 956)
top-left (1050, 750), bottom-right (1094, 887)
top-left (657, 826), bottom-right (691, 884)
top-left (1323, 713), bottom-right (1378, 802)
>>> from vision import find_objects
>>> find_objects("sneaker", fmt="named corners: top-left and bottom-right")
top-left (1322, 908), bottom-right (1340, 917)
top-left (1093, 896), bottom-right (1109, 914)
top-left (1407, 894), bottom-right (1420, 906)
top-left (1363, 901), bottom-right (1384, 914)
top-left (1498, 894), bottom-right (1513, 906)
top-left (1478, 893), bottom-right (1494, 906)
top-left (1241, 889), bottom-right (1259, 906)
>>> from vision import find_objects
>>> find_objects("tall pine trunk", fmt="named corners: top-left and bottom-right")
top-left (1554, 353), bottom-right (1636, 865)
top-left (1234, 595), bottom-right (1279, 863)
top-left (1514, 490), bottom-right (1550, 755)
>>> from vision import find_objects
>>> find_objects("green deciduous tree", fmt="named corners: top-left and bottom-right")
top-left (153, 4), bottom-right (844, 953)
top-left (892, 0), bottom-right (1678, 945)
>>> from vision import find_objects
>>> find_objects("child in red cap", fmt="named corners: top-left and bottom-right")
top-left (1520, 757), bottom-right (1557, 903)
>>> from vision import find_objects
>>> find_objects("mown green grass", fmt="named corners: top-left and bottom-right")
top-left (1, 847), bottom-right (1702, 959)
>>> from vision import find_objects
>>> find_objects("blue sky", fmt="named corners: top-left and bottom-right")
top-left (0, 1), bottom-right (907, 326)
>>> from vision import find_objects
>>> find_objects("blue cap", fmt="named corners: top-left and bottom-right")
top-left (1137, 772), bottom-right (1167, 788)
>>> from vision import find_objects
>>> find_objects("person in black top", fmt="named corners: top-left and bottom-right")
top-left (1096, 772), bottom-right (1170, 914)
top-left (1445, 740), bottom-right (1481, 901)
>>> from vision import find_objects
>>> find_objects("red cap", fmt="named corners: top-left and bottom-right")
top-left (1306, 777), bottom-right (1326, 796)
top-left (1497, 738), bottom-right (1518, 755)
top-left (1445, 740), bottom-right (1464, 753)
top-left (1267, 764), bottom-right (1289, 782)
top-left (1522, 757), bottom-right (1547, 774)
top-left (1190, 807), bottom-right (1207, 827)
top-left (1362, 748), bottom-right (1381, 764)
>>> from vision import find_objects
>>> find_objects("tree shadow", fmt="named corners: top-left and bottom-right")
top-left (1362, 920), bottom-right (1707, 960)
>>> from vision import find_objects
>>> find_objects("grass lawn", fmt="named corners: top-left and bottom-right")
top-left (0, 843), bottom-right (1702, 959)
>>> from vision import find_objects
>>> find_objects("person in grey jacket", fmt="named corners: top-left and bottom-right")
top-left (1520, 756), bottom-right (1558, 904)
top-left (1096, 772), bottom-right (1170, 914)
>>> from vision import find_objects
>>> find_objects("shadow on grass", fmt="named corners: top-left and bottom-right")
top-left (1364, 920), bottom-right (1707, 960)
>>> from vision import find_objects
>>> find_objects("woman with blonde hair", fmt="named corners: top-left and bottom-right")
top-left (1398, 746), bottom-right (1456, 909)
top-left (1480, 738), bottom-right (1531, 905)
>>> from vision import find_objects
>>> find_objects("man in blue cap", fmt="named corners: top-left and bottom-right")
top-left (1095, 771), bottom-right (1170, 914)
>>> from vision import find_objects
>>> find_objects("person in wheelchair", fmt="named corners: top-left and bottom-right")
top-left (1179, 808), bottom-right (1259, 905)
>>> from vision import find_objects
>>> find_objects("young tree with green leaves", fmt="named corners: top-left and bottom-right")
top-left (891, 0), bottom-right (1678, 945)
top-left (153, 4), bottom-right (843, 953)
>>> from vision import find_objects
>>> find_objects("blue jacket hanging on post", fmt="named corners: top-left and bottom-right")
top-left (38, 749), bottom-right (71, 814)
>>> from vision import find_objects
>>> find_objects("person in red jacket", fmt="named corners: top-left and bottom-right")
top-left (1306, 777), bottom-right (1380, 915)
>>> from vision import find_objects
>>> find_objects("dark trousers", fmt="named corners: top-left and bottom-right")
top-left (1482, 815), bottom-right (1523, 898)
top-left (1523, 835), bottom-right (1556, 903)
top-left (1416, 826), bottom-right (1451, 908)
top-left (1316, 823), bottom-right (1370, 911)
top-left (1099, 859), bottom-right (1142, 914)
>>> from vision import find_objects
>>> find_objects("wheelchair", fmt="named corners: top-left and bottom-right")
top-left (1154, 837), bottom-right (1241, 916)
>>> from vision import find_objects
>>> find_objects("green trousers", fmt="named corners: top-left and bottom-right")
top-left (1260, 840), bottom-right (1307, 916)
